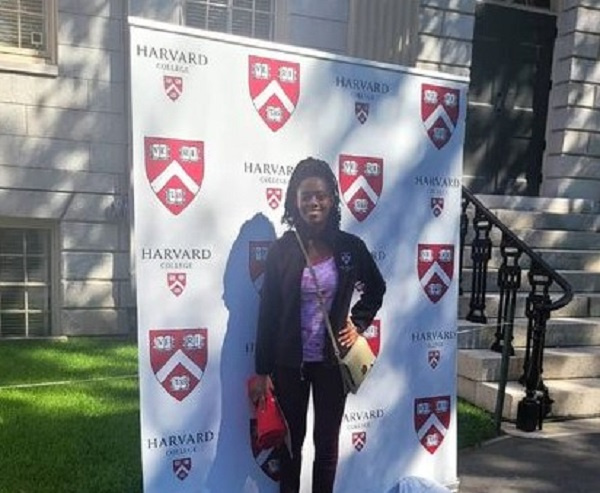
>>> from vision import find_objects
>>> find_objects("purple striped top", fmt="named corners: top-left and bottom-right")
top-left (300, 256), bottom-right (338, 362)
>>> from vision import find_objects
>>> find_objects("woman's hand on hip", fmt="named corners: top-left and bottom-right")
top-left (338, 318), bottom-right (359, 348)
top-left (249, 374), bottom-right (274, 410)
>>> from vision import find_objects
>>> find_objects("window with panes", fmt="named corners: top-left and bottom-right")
top-left (0, 228), bottom-right (51, 337)
top-left (185, 0), bottom-right (274, 40)
top-left (0, 0), bottom-right (53, 60)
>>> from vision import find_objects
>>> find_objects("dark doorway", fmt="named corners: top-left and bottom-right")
top-left (464, 3), bottom-right (556, 196)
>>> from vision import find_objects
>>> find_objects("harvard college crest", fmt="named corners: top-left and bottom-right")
top-left (355, 102), bottom-right (369, 124)
top-left (363, 319), bottom-right (381, 357)
top-left (431, 197), bottom-right (444, 217)
top-left (149, 328), bottom-right (208, 401)
top-left (172, 457), bottom-right (192, 480)
top-left (164, 75), bottom-right (183, 101)
top-left (248, 55), bottom-right (300, 132)
top-left (250, 418), bottom-right (284, 482)
top-left (167, 272), bottom-right (187, 297)
top-left (417, 244), bottom-right (455, 304)
top-left (249, 241), bottom-right (272, 291)
top-left (421, 84), bottom-right (460, 149)
top-left (144, 137), bottom-right (204, 215)
top-left (414, 395), bottom-right (451, 454)
top-left (352, 431), bottom-right (367, 451)
top-left (266, 187), bottom-right (282, 209)
top-left (338, 154), bottom-right (383, 222)
top-left (428, 349), bottom-right (441, 369)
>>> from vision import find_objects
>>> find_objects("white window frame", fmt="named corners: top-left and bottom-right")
top-left (0, 0), bottom-right (58, 76)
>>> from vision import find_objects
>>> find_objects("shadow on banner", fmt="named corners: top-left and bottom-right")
top-left (206, 213), bottom-right (278, 492)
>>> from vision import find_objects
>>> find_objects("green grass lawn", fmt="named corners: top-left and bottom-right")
top-left (457, 398), bottom-right (496, 449)
top-left (0, 339), bottom-right (141, 493)
top-left (0, 338), bottom-right (495, 492)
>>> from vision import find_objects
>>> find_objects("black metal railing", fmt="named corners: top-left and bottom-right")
top-left (460, 187), bottom-right (573, 433)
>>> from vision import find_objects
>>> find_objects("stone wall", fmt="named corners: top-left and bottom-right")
top-left (278, 0), bottom-right (349, 54)
top-left (416, 0), bottom-right (476, 77)
top-left (542, 0), bottom-right (600, 200)
top-left (0, 1), bottom-right (131, 335)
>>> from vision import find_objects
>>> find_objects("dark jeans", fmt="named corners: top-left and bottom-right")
top-left (273, 363), bottom-right (346, 493)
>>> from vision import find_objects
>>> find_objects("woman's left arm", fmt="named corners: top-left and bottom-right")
top-left (349, 239), bottom-right (386, 332)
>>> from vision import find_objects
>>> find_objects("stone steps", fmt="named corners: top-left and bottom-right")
top-left (457, 195), bottom-right (600, 421)
top-left (458, 318), bottom-right (600, 349)
top-left (511, 229), bottom-right (600, 251)
top-left (475, 194), bottom-right (598, 214)
top-left (492, 209), bottom-right (600, 232)
top-left (459, 346), bottom-right (600, 382)
top-left (460, 269), bottom-right (600, 293)
top-left (458, 378), bottom-right (600, 420)
top-left (458, 318), bottom-right (600, 419)
top-left (463, 227), bottom-right (600, 250)
top-left (458, 293), bottom-right (600, 319)
top-left (462, 247), bottom-right (600, 272)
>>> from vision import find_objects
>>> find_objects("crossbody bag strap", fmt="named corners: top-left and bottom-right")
top-left (293, 228), bottom-right (342, 362)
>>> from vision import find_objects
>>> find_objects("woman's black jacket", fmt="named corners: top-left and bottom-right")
top-left (255, 229), bottom-right (386, 375)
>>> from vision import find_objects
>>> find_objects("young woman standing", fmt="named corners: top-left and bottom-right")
top-left (251, 157), bottom-right (386, 493)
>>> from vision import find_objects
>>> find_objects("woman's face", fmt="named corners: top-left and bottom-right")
top-left (296, 176), bottom-right (333, 232)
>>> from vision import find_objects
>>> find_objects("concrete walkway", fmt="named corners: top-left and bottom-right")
top-left (458, 418), bottom-right (600, 492)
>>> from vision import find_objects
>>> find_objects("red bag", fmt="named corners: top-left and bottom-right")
top-left (247, 376), bottom-right (288, 450)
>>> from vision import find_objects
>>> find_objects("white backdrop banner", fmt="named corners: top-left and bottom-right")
top-left (129, 17), bottom-right (467, 493)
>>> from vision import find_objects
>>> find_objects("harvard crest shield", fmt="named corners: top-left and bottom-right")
top-left (167, 272), bottom-right (186, 297)
top-left (248, 55), bottom-right (300, 132)
top-left (352, 431), bottom-right (367, 451)
top-left (428, 349), bottom-right (441, 369)
top-left (417, 244), bottom-right (455, 304)
top-left (421, 84), bottom-right (460, 149)
top-left (362, 319), bottom-right (381, 357)
top-left (249, 241), bottom-right (272, 291)
top-left (164, 75), bottom-right (183, 101)
top-left (266, 188), bottom-right (282, 209)
top-left (250, 418), bottom-right (284, 482)
top-left (149, 328), bottom-right (207, 401)
top-left (172, 457), bottom-right (192, 481)
top-left (414, 395), bottom-right (451, 454)
top-left (144, 137), bottom-right (204, 216)
top-left (431, 197), bottom-right (444, 217)
top-left (338, 154), bottom-right (383, 222)
top-left (355, 102), bottom-right (369, 124)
